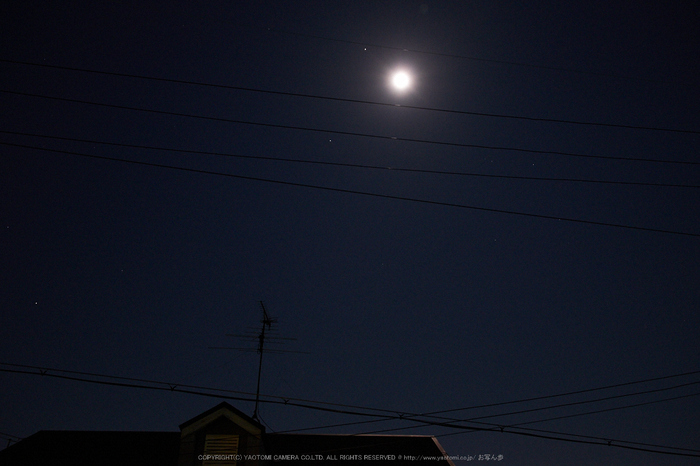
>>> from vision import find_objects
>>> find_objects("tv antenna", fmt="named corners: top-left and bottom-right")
top-left (210, 301), bottom-right (307, 421)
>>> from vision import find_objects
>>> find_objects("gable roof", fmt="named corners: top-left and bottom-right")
top-left (179, 401), bottom-right (264, 437)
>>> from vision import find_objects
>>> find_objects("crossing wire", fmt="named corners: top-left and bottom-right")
top-left (1, 363), bottom-right (698, 457)
top-left (2, 141), bottom-right (699, 238)
top-left (2, 130), bottom-right (697, 188)
top-left (1, 59), bottom-right (698, 135)
top-left (2, 89), bottom-right (698, 166)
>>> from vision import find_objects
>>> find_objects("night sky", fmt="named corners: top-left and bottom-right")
top-left (1, 1), bottom-right (699, 464)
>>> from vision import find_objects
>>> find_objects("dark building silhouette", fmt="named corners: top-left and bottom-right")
top-left (0, 402), bottom-right (454, 466)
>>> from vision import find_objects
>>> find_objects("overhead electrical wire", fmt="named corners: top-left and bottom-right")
top-left (0, 431), bottom-right (23, 447)
top-left (508, 390), bottom-right (700, 428)
top-left (350, 413), bottom-right (700, 458)
top-left (312, 371), bottom-right (700, 440)
top-left (439, 425), bottom-right (700, 457)
top-left (2, 141), bottom-right (699, 238)
top-left (0, 362), bottom-right (396, 416)
top-left (2, 130), bottom-right (697, 189)
top-left (410, 368), bottom-right (700, 416)
top-left (278, 390), bottom-right (700, 441)
top-left (354, 389), bottom-right (700, 435)
top-left (277, 418), bottom-right (388, 434)
top-left (2, 89), bottom-right (698, 166)
top-left (346, 383), bottom-right (700, 437)
top-left (285, 378), bottom-right (700, 443)
top-left (300, 401), bottom-right (700, 457)
top-left (3, 362), bottom-right (698, 430)
top-left (409, 417), bottom-right (700, 458)
top-left (440, 380), bottom-right (700, 423)
top-left (2, 362), bottom-right (699, 457)
top-left (433, 420), bottom-right (698, 455)
top-left (431, 422), bottom-right (700, 458)
top-left (1, 59), bottom-right (698, 135)
top-left (0, 364), bottom-right (394, 419)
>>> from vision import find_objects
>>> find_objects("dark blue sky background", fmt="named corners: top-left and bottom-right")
top-left (1, 1), bottom-right (699, 464)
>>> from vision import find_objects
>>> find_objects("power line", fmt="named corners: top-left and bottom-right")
top-left (0, 365), bottom-right (395, 419)
top-left (0, 431), bottom-right (23, 450)
top-left (347, 374), bottom-right (700, 437)
top-left (3, 141), bottom-right (699, 238)
top-left (425, 371), bottom-right (700, 416)
top-left (1, 60), bottom-right (698, 135)
top-left (2, 90), bottom-right (698, 166)
top-left (0, 432), bottom-right (22, 440)
top-left (356, 414), bottom-right (700, 458)
top-left (431, 422), bottom-right (700, 458)
top-left (267, 371), bottom-right (700, 434)
top-left (430, 386), bottom-right (700, 431)
top-left (277, 418), bottom-right (387, 434)
top-left (437, 422), bottom-right (700, 456)
top-left (508, 390), bottom-right (700, 428)
top-left (4, 362), bottom-right (698, 429)
top-left (2, 362), bottom-right (698, 457)
top-left (288, 381), bottom-right (700, 451)
top-left (399, 381), bottom-right (700, 427)
top-left (3, 130), bottom-right (697, 188)
top-left (283, 390), bottom-right (700, 441)
top-left (0, 362), bottom-right (394, 417)
top-left (267, 370), bottom-right (700, 456)
top-left (296, 405), bottom-right (700, 457)
top-left (350, 392), bottom-right (700, 456)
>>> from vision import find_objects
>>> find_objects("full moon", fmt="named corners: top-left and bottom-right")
top-left (391, 71), bottom-right (411, 91)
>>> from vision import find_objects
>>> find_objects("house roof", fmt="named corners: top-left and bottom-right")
top-left (0, 403), bottom-right (454, 466)
top-left (179, 401), bottom-right (264, 437)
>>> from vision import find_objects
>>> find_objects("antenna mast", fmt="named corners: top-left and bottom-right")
top-left (253, 301), bottom-right (274, 421)
top-left (209, 301), bottom-right (308, 421)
